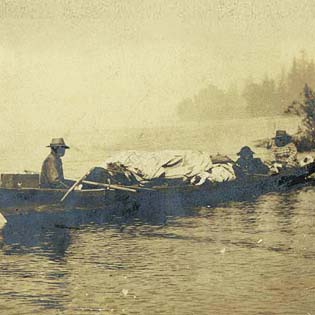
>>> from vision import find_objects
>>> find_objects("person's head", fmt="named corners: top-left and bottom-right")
top-left (273, 130), bottom-right (292, 147)
top-left (51, 146), bottom-right (66, 157)
top-left (47, 138), bottom-right (69, 157)
top-left (237, 146), bottom-right (254, 160)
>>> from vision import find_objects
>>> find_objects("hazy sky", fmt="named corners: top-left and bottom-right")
top-left (1, 0), bottom-right (315, 132)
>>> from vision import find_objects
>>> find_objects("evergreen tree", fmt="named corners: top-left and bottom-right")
top-left (243, 52), bottom-right (315, 116)
top-left (287, 83), bottom-right (315, 151)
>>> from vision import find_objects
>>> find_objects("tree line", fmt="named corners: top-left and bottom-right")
top-left (177, 51), bottom-right (315, 120)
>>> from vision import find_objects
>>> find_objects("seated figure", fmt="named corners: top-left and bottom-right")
top-left (233, 146), bottom-right (269, 177)
top-left (270, 130), bottom-right (298, 168)
top-left (40, 138), bottom-right (71, 189)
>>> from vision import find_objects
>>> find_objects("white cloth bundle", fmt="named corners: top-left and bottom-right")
top-left (100, 150), bottom-right (235, 184)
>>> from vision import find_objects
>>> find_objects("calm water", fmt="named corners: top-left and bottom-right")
top-left (1, 117), bottom-right (315, 314)
top-left (0, 189), bottom-right (315, 315)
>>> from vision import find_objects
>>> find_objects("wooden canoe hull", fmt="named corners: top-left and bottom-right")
top-left (0, 162), bottom-right (314, 223)
top-left (133, 162), bottom-right (315, 212)
top-left (0, 187), bottom-right (106, 209)
top-left (0, 187), bottom-right (138, 216)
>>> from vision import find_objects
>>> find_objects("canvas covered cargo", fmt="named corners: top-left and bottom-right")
top-left (90, 150), bottom-right (236, 186)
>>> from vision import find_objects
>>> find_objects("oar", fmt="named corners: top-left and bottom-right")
top-left (81, 180), bottom-right (156, 192)
top-left (60, 168), bottom-right (95, 202)
top-left (81, 180), bottom-right (137, 192)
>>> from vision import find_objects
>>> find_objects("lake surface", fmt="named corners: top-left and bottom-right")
top-left (0, 189), bottom-right (315, 315)
top-left (0, 117), bottom-right (315, 314)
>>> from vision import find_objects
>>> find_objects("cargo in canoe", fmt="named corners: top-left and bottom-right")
top-left (0, 162), bottom-right (315, 227)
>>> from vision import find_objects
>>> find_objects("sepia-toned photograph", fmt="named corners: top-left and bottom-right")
top-left (0, 1), bottom-right (315, 314)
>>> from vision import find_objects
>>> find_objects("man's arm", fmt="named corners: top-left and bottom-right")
top-left (46, 158), bottom-right (68, 188)
top-left (287, 143), bottom-right (298, 165)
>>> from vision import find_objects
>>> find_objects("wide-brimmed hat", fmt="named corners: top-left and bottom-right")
top-left (47, 138), bottom-right (70, 149)
top-left (237, 146), bottom-right (255, 156)
top-left (273, 130), bottom-right (292, 140)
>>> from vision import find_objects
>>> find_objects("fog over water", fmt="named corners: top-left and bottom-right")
top-left (2, 0), bottom-right (315, 133)
top-left (0, 116), bottom-right (300, 178)
top-left (1, 2), bottom-right (315, 315)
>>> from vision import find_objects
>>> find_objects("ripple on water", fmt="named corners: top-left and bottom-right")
top-left (0, 188), bottom-right (315, 314)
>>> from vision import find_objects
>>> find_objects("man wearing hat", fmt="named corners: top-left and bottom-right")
top-left (233, 146), bottom-right (269, 177)
top-left (40, 138), bottom-right (70, 189)
top-left (270, 130), bottom-right (297, 168)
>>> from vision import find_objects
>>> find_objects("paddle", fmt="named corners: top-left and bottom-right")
top-left (81, 180), bottom-right (138, 192)
top-left (61, 173), bottom-right (155, 202)
top-left (81, 180), bottom-right (156, 192)
top-left (60, 167), bottom-right (95, 202)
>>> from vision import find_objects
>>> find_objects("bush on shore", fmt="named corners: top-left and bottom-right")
top-left (286, 84), bottom-right (315, 151)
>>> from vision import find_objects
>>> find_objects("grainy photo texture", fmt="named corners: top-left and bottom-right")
top-left (0, 1), bottom-right (315, 314)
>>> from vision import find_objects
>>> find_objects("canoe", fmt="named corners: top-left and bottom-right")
top-left (1, 162), bottom-right (315, 227)
top-left (0, 186), bottom-right (131, 214)
top-left (0, 187), bottom-right (139, 232)
top-left (136, 161), bottom-right (315, 211)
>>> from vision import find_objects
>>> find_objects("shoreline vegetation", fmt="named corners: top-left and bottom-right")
top-left (177, 51), bottom-right (315, 120)
top-left (177, 51), bottom-right (315, 152)
top-left (254, 84), bottom-right (315, 152)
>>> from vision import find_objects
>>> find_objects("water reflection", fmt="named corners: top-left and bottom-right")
top-left (0, 188), bottom-right (315, 314)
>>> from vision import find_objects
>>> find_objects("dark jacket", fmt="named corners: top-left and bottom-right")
top-left (40, 152), bottom-right (66, 188)
top-left (234, 157), bottom-right (269, 177)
